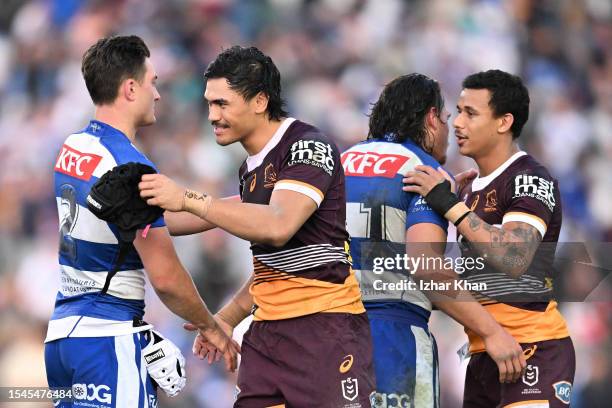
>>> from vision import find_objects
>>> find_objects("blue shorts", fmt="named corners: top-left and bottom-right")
top-left (45, 332), bottom-right (157, 408)
top-left (367, 302), bottom-right (439, 408)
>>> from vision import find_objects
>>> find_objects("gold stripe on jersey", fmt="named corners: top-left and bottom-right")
top-left (503, 401), bottom-right (549, 408)
top-left (467, 300), bottom-right (569, 353)
top-left (249, 268), bottom-right (365, 320)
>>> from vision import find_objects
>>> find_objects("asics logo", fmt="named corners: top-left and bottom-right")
top-left (339, 354), bottom-right (354, 373)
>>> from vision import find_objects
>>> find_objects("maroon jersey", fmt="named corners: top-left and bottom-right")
top-left (238, 118), bottom-right (364, 321)
top-left (458, 152), bottom-right (569, 353)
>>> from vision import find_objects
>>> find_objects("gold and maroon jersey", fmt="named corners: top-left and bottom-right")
top-left (458, 151), bottom-right (569, 352)
top-left (239, 118), bottom-right (364, 321)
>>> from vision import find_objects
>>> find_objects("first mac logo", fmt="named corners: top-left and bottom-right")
top-left (55, 145), bottom-right (102, 181)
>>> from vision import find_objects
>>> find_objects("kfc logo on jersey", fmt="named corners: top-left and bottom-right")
top-left (55, 145), bottom-right (102, 181)
top-left (513, 174), bottom-right (556, 211)
top-left (289, 139), bottom-right (335, 176)
top-left (341, 152), bottom-right (408, 178)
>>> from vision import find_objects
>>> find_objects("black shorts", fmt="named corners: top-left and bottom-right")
top-left (235, 312), bottom-right (375, 408)
top-left (463, 337), bottom-right (575, 408)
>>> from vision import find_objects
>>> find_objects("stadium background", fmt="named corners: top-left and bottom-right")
top-left (0, 0), bottom-right (610, 407)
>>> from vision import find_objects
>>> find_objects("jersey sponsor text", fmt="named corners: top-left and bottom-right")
top-left (341, 151), bottom-right (408, 178)
top-left (55, 145), bottom-right (102, 181)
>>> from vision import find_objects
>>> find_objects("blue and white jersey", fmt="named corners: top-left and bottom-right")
top-left (46, 120), bottom-right (164, 342)
top-left (342, 138), bottom-right (449, 312)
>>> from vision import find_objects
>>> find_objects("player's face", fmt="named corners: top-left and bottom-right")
top-left (205, 78), bottom-right (259, 146)
top-left (134, 58), bottom-right (160, 127)
top-left (431, 106), bottom-right (451, 164)
top-left (453, 88), bottom-right (501, 159)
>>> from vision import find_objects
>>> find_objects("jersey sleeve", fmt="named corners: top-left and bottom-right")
top-left (405, 193), bottom-right (449, 232)
top-left (403, 160), bottom-right (450, 232)
top-left (107, 142), bottom-right (166, 228)
top-left (274, 133), bottom-right (339, 207)
top-left (502, 169), bottom-right (557, 238)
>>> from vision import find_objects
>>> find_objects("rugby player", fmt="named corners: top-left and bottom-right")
top-left (404, 70), bottom-right (575, 408)
top-left (139, 46), bottom-right (375, 408)
top-left (45, 36), bottom-right (238, 408)
top-left (343, 74), bottom-right (525, 408)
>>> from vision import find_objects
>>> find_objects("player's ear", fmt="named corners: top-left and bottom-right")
top-left (122, 78), bottom-right (138, 102)
top-left (498, 113), bottom-right (514, 134)
top-left (253, 92), bottom-right (269, 115)
top-left (426, 107), bottom-right (438, 130)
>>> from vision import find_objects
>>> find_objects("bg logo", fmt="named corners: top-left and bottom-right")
top-left (72, 383), bottom-right (112, 404)
top-left (553, 381), bottom-right (572, 405)
top-left (370, 392), bottom-right (411, 408)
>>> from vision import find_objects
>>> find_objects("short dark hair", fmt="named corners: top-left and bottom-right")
top-left (368, 74), bottom-right (444, 151)
top-left (462, 70), bottom-right (530, 139)
top-left (204, 46), bottom-right (288, 121)
top-left (81, 35), bottom-right (150, 105)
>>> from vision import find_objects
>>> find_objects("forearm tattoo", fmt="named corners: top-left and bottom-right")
top-left (185, 190), bottom-right (208, 201)
top-left (463, 212), bottom-right (541, 276)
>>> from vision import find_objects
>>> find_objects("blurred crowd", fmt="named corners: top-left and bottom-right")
top-left (0, 0), bottom-right (610, 407)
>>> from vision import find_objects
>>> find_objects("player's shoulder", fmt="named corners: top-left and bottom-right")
top-left (496, 153), bottom-right (557, 197)
top-left (278, 119), bottom-right (339, 176)
top-left (282, 119), bottom-right (337, 151)
top-left (397, 139), bottom-right (442, 171)
top-left (507, 153), bottom-right (555, 180)
top-left (98, 135), bottom-right (155, 171)
top-left (55, 128), bottom-right (116, 181)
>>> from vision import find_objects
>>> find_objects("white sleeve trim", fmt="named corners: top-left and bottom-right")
top-left (273, 180), bottom-right (323, 207)
top-left (502, 212), bottom-right (547, 238)
top-left (503, 401), bottom-right (549, 408)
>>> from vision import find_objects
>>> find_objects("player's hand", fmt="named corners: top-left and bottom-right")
top-left (454, 168), bottom-right (478, 193)
top-left (139, 174), bottom-right (186, 212)
top-left (186, 317), bottom-right (234, 363)
top-left (403, 165), bottom-right (449, 195)
top-left (184, 320), bottom-right (240, 372)
top-left (184, 322), bottom-right (216, 362)
top-left (483, 326), bottom-right (526, 383)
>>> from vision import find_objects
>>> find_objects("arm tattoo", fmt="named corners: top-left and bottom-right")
top-left (467, 212), bottom-right (481, 232)
top-left (185, 190), bottom-right (208, 201)
top-left (461, 213), bottom-right (542, 277)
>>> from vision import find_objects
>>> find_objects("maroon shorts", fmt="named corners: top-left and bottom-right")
top-left (463, 337), bottom-right (575, 408)
top-left (235, 312), bottom-right (375, 408)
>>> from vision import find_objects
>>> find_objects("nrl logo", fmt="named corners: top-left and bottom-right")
top-left (522, 364), bottom-right (539, 387)
top-left (341, 377), bottom-right (359, 401)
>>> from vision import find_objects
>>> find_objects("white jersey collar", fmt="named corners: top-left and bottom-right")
top-left (246, 117), bottom-right (296, 172)
top-left (471, 151), bottom-right (527, 192)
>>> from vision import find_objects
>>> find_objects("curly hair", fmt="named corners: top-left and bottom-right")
top-left (205, 46), bottom-right (288, 121)
top-left (368, 73), bottom-right (444, 152)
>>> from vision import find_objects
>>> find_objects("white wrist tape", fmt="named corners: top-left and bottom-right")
top-left (141, 329), bottom-right (186, 397)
